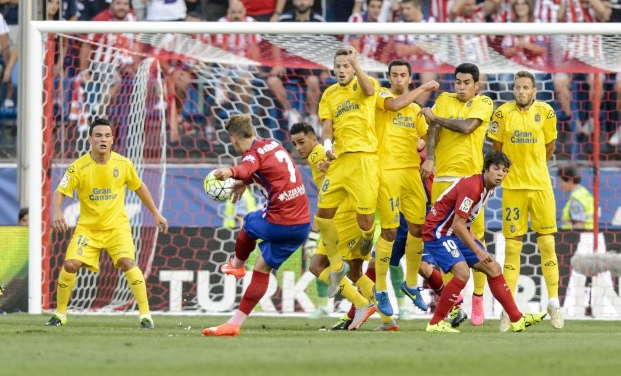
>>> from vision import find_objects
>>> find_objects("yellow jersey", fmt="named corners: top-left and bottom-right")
top-left (57, 152), bottom-right (142, 230)
top-left (307, 143), bottom-right (356, 213)
top-left (432, 92), bottom-right (494, 177)
top-left (488, 101), bottom-right (557, 190)
top-left (318, 76), bottom-right (380, 156)
top-left (375, 87), bottom-right (428, 170)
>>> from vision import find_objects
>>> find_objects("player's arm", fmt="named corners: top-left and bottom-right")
top-left (420, 122), bottom-right (440, 180)
top-left (384, 80), bottom-right (440, 111)
top-left (545, 140), bottom-right (555, 160)
top-left (134, 183), bottom-right (169, 234)
top-left (421, 106), bottom-right (483, 135)
top-left (52, 191), bottom-right (69, 233)
top-left (321, 118), bottom-right (336, 160)
top-left (452, 214), bottom-right (492, 265)
top-left (492, 140), bottom-right (503, 151)
top-left (348, 46), bottom-right (375, 96)
top-left (569, 198), bottom-right (588, 230)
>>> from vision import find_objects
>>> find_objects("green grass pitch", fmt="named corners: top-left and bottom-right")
top-left (1, 314), bottom-right (620, 376)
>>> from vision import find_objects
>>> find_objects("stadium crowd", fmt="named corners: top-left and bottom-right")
top-left (1, 0), bottom-right (621, 160)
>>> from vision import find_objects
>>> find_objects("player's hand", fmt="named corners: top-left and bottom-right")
top-left (155, 213), bottom-right (169, 234)
top-left (317, 160), bottom-right (332, 173)
top-left (420, 80), bottom-right (440, 92)
top-left (475, 250), bottom-right (493, 265)
top-left (346, 46), bottom-right (358, 64)
top-left (230, 181), bottom-right (247, 204)
top-left (419, 107), bottom-right (436, 123)
top-left (303, 231), bottom-right (320, 258)
top-left (214, 167), bottom-right (233, 181)
top-left (53, 211), bottom-right (68, 233)
top-left (420, 158), bottom-right (434, 180)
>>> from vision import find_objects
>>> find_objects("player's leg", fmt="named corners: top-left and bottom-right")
top-left (107, 228), bottom-right (154, 328)
top-left (344, 258), bottom-right (377, 330)
top-left (351, 153), bottom-right (380, 256)
top-left (531, 188), bottom-right (563, 329)
top-left (425, 237), bottom-right (469, 333)
top-left (502, 189), bottom-right (530, 295)
top-left (308, 253), bottom-right (330, 318)
top-left (46, 228), bottom-right (99, 327)
top-left (470, 213), bottom-right (487, 326)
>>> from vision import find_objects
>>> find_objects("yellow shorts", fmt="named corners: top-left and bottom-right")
top-left (432, 179), bottom-right (485, 239)
top-left (65, 226), bottom-right (136, 273)
top-left (314, 210), bottom-right (371, 261)
top-left (502, 188), bottom-right (557, 238)
top-left (377, 168), bottom-right (426, 228)
top-left (318, 152), bottom-right (379, 215)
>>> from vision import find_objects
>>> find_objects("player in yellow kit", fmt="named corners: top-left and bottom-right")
top-left (45, 118), bottom-right (168, 328)
top-left (488, 71), bottom-right (563, 331)
top-left (372, 59), bottom-right (439, 321)
top-left (419, 63), bottom-right (494, 327)
top-left (290, 122), bottom-right (376, 330)
top-left (316, 46), bottom-right (380, 298)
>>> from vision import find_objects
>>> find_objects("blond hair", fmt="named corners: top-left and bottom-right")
top-left (225, 114), bottom-right (255, 138)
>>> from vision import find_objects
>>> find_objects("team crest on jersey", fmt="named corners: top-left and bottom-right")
top-left (535, 113), bottom-right (541, 122)
top-left (353, 83), bottom-right (358, 92)
top-left (489, 121), bottom-right (499, 135)
top-left (60, 174), bottom-right (70, 188)
top-left (459, 197), bottom-right (474, 213)
top-left (113, 167), bottom-right (119, 178)
top-left (466, 100), bottom-right (473, 107)
top-left (510, 223), bottom-right (516, 233)
top-left (379, 90), bottom-right (390, 98)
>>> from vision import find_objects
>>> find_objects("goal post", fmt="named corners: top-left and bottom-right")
top-left (27, 20), bottom-right (621, 318)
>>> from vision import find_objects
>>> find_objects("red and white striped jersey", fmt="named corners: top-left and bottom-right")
top-left (395, 18), bottom-right (439, 63)
top-left (451, 6), bottom-right (490, 62)
top-left (423, 174), bottom-right (494, 242)
top-left (564, 0), bottom-right (603, 61)
top-left (344, 12), bottom-right (386, 58)
top-left (87, 9), bottom-right (137, 65)
top-left (501, 32), bottom-right (548, 66)
top-left (215, 16), bottom-right (261, 55)
top-left (497, 0), bottom-right (561, 23)
top-left (430, 0), bottom-right (453, 22)
top-left (451, 3), bottom-right (487, 22)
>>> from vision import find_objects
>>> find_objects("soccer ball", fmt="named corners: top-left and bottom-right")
top-left (203, 170), bottom-right (235, 201)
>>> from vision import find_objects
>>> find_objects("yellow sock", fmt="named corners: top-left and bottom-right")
top-left (404, 233), bottom-right (423, 287)
top-left (361, 224), bottom-right (376, 242)
top-left (315, 216), bottom-right (342, 272)
top-left (124, 266), bottom-right (151, 315)
top-left (355, 275), bottom-right (391, 322)
top-left (504, 239), bottom-right (523, 295)
top-left (538, 235), bottom-right (559, 299)
top-left (374, 237), bottom-right (393, 291)
top-left (355, 275), bottom-right (375, 303)
top-left (473, 269), bottom-right (486, 296)
top-left (318, 268), bottom-right (369, 307)
top-left (56, 268), bottom-right (77, 314)
top-left (441, 271), bottom-right (453, 285)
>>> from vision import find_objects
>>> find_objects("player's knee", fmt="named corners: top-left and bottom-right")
top-left (63, 260), bottom-right (82, 274)
top-left (380, 228), bottom-right (397, 242)
top-left (451, 265), bottom-right (470, 282)
top-left (357, 215), bottom-right (374, 232)
top-left (408, 224), bottom-right (422, 238)
top-left (418, 261), bottom-right (432, 279)
top-left (117, 257), bottom-right (136, 271)
top-left (486, 262), bottom-right (502, 278)
top-left (347, 268), bottom-right (362, 283)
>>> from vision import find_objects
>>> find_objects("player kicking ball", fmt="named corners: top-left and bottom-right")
top-left (202, 114), bottom-right (311, 337)
top-left (422, 151), bottom-right (547, 333)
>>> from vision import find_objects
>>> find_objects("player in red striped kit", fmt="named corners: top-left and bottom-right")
top-left (202, 114), bottom-right (311, 337)
top-left (423, 151), bottom-right (547, 333)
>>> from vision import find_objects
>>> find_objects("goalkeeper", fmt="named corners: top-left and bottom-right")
top-left (45, 118), bottom-right (168, 329)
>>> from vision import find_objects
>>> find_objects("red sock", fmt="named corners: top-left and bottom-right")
top-left (488, 275), bottom-right (522, 322)
top-left (347, 304), bottom-right (356, 320)
top-left (427, 268), bottom-right (444, 295)
top-left (239, 271), bottom-right (269, 315)
top-left (235, 228), bottom-right (256, 262)
top-left (365, 267), bottom-right (376, 282)
top-left (430, 277), bottom-right (466, 325)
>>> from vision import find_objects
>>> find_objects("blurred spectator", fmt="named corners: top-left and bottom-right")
top-left (556, 0), bottom-right (612, 141)
top-left (604, 0), bottom-right (621, 144)
top-left (201, 0), bottom-right (229, 20)
top-left (450, 0), bottom-right (501, 63)
top-left (501, 0), bottom-right (548, 68)
top-left (0, 12), bottom-right (16, 110)
top-left (74, 0), bottom-right (138, 129)
top-left (378, 0), bottom-right (403, 22)
top-left (344, 0), bottom-right (386, 59)
top-left (223, 188), bottom-right (257, 228)
top-left (394, 0), bottom-right (439, 106)
top-left (213, 0), bottom-right (261, 114)
top-left (558, 166), bottom-right (594, 230)
top-left (240, 0), bottom-right (286, 21)
top-left (131, 0), bottom-right (147, 20)
top-left (146, 0), bottom-right (187, 21)
top-left (270, 0), bottom-right (326, 130)
top-left (18, 207), bottom-right (28, 226)
top-left (325, 0), bottom-right (357, 21)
